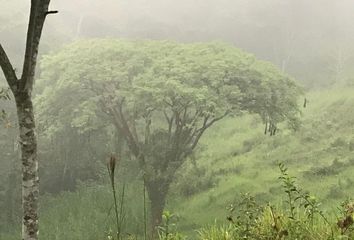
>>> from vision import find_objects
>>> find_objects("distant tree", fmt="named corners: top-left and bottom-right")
top-left (0, 1), bottom-right (56, 239)
top-left (36, 40), bottom-right (301, 234)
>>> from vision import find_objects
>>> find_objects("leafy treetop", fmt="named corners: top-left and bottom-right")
top-left (36, 39), bottom-right (301, 140)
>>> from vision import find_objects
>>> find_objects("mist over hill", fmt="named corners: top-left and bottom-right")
top-left (2, 0), bottom-right (354, 88)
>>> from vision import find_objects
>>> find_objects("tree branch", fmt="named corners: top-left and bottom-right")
top-left (87, 80), bottom-right (142, 159)
top-left (189, 109), bottom-right (202, 129)
top-left (45, 10), bottom-right (58, 15)
top-left (163, 110), bottom-right (174, 143)
top-left (0, 44), bottom-right (18, 92)
top-left (189, 111), bottom-right (229, 151)
top-left (111, 104), bottom-right (141, 158)
top-left (21, 0), bottom-right (51, 92)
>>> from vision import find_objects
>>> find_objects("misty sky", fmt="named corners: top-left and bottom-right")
top-left (2, 0), bottom-right (354, 87)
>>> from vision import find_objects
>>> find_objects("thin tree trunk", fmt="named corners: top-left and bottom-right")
top-left (15, 92), bottom-right (38, 240)
top-left (0, 2), bottom-right (55, 239)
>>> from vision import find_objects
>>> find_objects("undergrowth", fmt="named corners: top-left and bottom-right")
top-left (105, 163), bottom-right (354, 240)
top-left (194, 163), bottom-right (354, 240)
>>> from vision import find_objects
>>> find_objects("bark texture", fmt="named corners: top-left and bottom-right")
top-left (0, 1), bottom-right (52, 239)
top-left (16, 92), bottom-right (38, 240)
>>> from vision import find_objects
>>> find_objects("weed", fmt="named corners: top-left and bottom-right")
top-left (158, 211), bottom-right (185, 240)
top-left (107, 154), bottom-right (126, 240)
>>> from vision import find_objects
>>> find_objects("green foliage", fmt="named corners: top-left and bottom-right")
top-left (278, 163), bottom-right (330, 229)
top-left (2, 87), bottom-right (352, 239)
top-left (303, 158), bottom-right (354, 181)
top-left (158, 211), bottom-right (186, 240)
top-left (226, 193), bottom-right (263, 239)
top-left (38, 183), bottom-right (146, 240)
top-left (36, 40), bottom-right (301, 137)
top-left (173, 164), bottom-right (218, 197)
top-left (34, 39), bottom-right (301, 229)
top-left (107, 155), bottom-right (126, 240)
top-left (330, 138), bottom-right (348, 149)
top-left (337, 200), bottom-right (354, 237)
top-left (166, 89), bottom-right (354, 228)
top-left (197, 165), bottom-right (346, 240)
top-left (198, 224), bottom-right (236, 240)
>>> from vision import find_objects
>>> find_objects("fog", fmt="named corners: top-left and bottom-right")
top-left (2, 0), bottom-right (354, 88)
top-left (2, 1), bottom-right (354, 239)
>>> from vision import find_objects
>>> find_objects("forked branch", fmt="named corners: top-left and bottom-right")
top-left (0, 44), bottom-right (18, 92)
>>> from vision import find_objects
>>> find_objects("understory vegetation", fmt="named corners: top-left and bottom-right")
top-left (2, 88), bottom-right (354, 239)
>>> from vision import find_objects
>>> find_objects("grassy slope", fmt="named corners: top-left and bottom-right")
top-left (3, 88), bottom-right (354, 239)
top-left (169, 88), bottom-right (354, 232)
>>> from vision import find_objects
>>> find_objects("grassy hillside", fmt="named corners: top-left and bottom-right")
top-left (3, 88), bottom-right (354, 240)
top-left (169, 88), bottom-right (354, 232)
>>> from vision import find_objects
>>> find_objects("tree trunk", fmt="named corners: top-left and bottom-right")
top-left (15, 91), bottom-right (39, 240)
top-left (145, 179), bottom-right (169, 239)
top-left (0, 2), bottom-right (53, 240)
top-left (150, 194), bottom-right (165, 231)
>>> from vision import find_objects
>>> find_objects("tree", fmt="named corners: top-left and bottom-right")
top-left (0, 1), bottom-right (56, 239)
top-left (36, 39), bottom-right (301, 234)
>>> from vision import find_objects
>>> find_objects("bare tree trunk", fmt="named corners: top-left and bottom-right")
top-left (0, 1), bottom-right (55, 239)
top-left (15, 92), bottom-right (38, 240)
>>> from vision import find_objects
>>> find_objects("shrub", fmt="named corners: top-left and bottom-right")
top-left (174, 165), bottom-right (218, 197)
top-left (198, 164), bottom-right (338, 240)
top-left (303, 158), bottom-right (345, 179)
top-left (330, 137), bottom-right (348, 149)
top-left (198, 224), bottom-right (236, 240)
top-left (158, 211), bottom-right (186, 240)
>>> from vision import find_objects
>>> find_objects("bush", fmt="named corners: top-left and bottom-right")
top-left (303, 158), bottom-right (345, 179)
top-left (198, 224), bottom-right (237, 240)
top-left (197, 164), bottom-right (344, 240)
top-left (174, 165), bottom-right (218, 197)
top-left (330, 137), bottom-right (348, 149)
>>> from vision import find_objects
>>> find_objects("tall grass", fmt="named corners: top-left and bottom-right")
top-left (107, 154), bottom-right (126, 240)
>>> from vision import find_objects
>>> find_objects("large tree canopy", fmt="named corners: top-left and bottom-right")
top-left (35, 39), bottom-right (301, 231)
top-left (37, 40), bottom-right (300, 133)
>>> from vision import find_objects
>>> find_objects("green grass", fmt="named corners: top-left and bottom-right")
top-left (168, 88), bottom-right (354, 234)
top-left (3, 88), bottom-right (354, 239)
